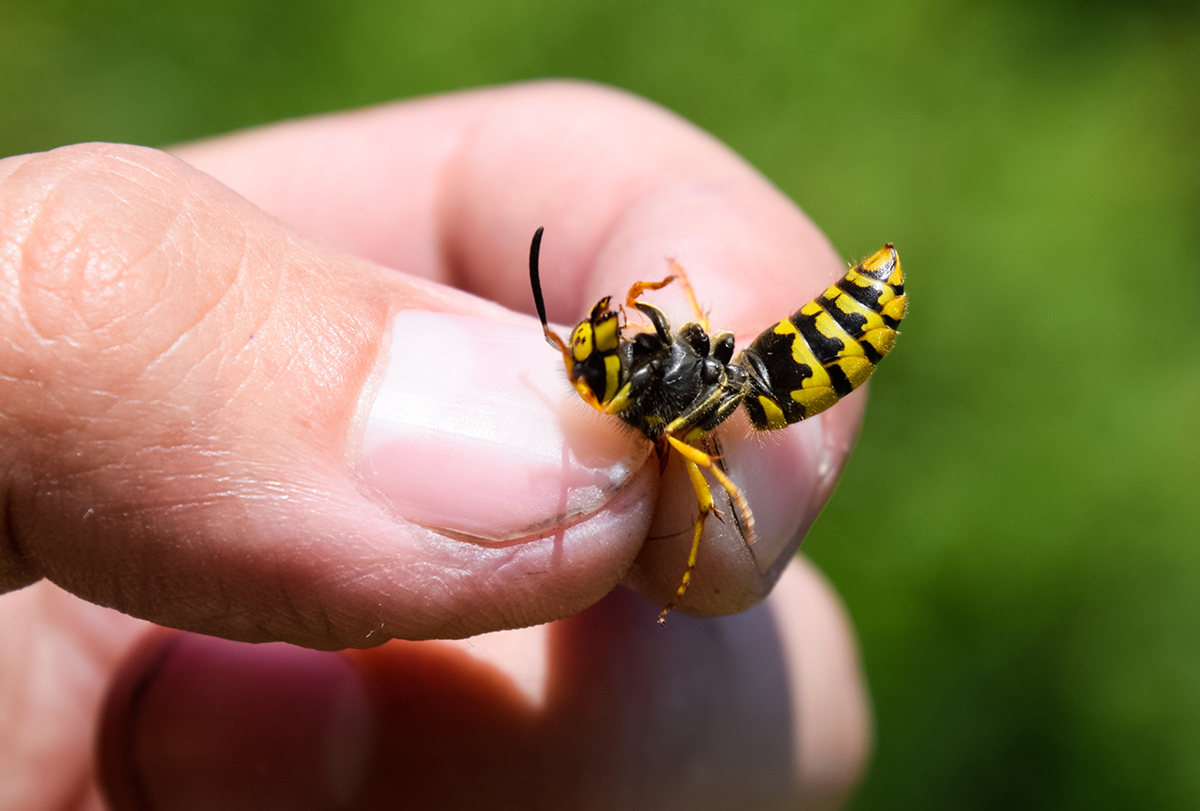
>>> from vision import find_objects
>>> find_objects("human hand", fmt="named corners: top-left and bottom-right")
top-left (0, 82), bottom-right (870, 809)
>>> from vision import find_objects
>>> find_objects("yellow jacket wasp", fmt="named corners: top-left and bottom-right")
top-left (528, 227), bottom-right (906, 621)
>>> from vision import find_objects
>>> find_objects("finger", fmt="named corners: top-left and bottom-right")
top-left (0, 582), bottom-right (150, 809)
top-left (97, 557), bottom-right (869, 811)
top-left (176, 81), bottom-right (871, 616)
top-left (0, 142), bottom-right (651, 646)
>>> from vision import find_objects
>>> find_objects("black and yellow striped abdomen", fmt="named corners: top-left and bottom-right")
top-left (739, 244), bottom-right (906, 430)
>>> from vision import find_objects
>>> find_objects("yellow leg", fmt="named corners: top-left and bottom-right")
top-left (658, 454), bottom-right (713, 624)
top-left (657, 436), bottom-right (759, 624)
top-left (665, 436), bottom-right (757, 546)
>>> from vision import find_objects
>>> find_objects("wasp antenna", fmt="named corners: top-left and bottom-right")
top-left (529, 226), bottom-right (550, 331)
top-left (528, 226), bottom-right (571, 356)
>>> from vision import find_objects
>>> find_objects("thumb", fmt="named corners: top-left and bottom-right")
top-left (0, 143), bottom-right (651, 647)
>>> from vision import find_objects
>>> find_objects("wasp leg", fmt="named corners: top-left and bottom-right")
top-left (624, 276), bottom-right (676, 309)
top-left (657, 435), bottom-right (759, 624)
top-left (658, 452), bottom-right (714, 624)
top-left (666, 435), bottom-right (757, 546)
top-left (666, 258), bottom-right (709, 332)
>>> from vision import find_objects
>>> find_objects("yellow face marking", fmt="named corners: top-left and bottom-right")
top-left (602, 354), bottom-right (621, 403)
top-left (594, 314), bottom-right (619, 353)
top-left (571, 323), bottom-right (594, 362)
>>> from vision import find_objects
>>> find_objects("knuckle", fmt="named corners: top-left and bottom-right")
top-left (0, 143), bottom-right (244, 429)
top-left (2, 144), bottom-right (228, 352)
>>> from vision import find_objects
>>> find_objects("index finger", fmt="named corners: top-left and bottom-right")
top-left (177, 81), bottom-right (869, 617)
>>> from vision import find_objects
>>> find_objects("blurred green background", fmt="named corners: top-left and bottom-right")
top-left (3, 0), bottom-right (1197, 807)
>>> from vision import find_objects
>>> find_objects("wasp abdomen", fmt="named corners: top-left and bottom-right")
top-left (739, 244), bottom-right (906, 430)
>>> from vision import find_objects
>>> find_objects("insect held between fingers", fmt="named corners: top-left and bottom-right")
top-left (528, 227), bottom-right (907, 622)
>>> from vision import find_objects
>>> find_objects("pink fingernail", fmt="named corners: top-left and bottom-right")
top-left (359, 311), bottom-right (645, 541)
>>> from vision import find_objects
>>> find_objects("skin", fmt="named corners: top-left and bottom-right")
top-left (0, 82), bottom-right (872, 810)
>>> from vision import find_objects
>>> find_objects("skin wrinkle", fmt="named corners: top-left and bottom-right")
top-left (260, 525), bottom-right (425, 644)
top-left (263, 302), bottom-right (347, 407)
top-left (68, 449), bottom-right (242, 502)
top-left (27, 155), bottom-right (176, 341)
top-left (139, 269), bottom-right (247, 407)
top-left (480, 538), bottom-right (605, 628)
top-left (315, 576), bottom-right (391, 646)
top-left (264, 555), bottom-right (319, 644)
top-left (207, 237), bottom-right (276, 408)
top-left (411, 538), bottom-right (556, 637)
top-left (103, 146), bottom-right (179, 186)
top-left (72, 199), bottom-right (171, 338)
top-left (480, 549), bottom-right (561, 619)
top-left (138, 289), bottom-right (247, 424)
top-left (7, 254), bottom-right (49, 347)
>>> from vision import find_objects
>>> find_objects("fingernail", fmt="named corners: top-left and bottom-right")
top-left (359, 311), bottom-right (645, 541)
top-left (721, 412), bottom-right (834, 573)
top-left (100, 633), bottom-right (375, 811)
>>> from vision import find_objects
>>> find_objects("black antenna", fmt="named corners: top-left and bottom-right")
top-left (528, 226), bottom-right (552, 337)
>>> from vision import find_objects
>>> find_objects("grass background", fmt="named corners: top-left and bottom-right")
top-left (3, 0), bottom-right (1198, 807)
